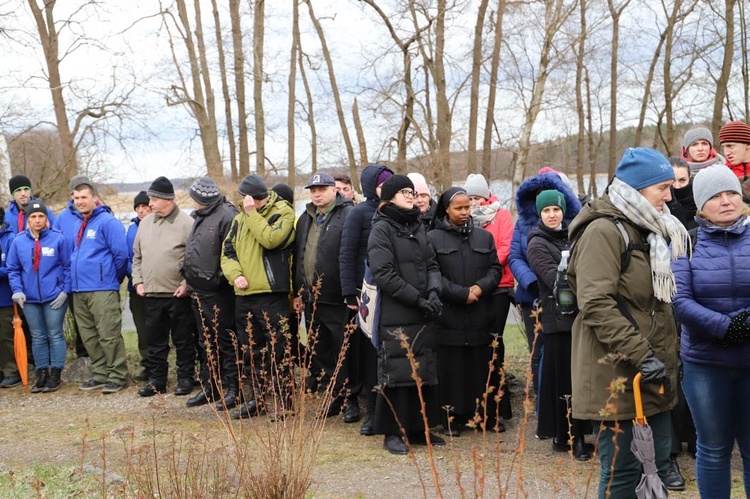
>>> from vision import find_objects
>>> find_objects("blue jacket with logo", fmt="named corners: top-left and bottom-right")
top-left (67, 205), bottom-right (128, 292)
top-left (0, 223), bottom-right (15, 307)
top-left (7, 228), bottom-right (72, 304)
top-left (6, 197), bottom-right (56, 235)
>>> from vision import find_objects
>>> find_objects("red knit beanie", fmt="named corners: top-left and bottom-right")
top-left (718, 121), bottom-right (750, 144)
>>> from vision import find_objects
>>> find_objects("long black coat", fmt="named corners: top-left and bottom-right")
top-left (294, 194), bottom-right (354, 304)
top-left (427, 218), bottom-right (502, 346)
top-left (526, 222), bottom-right (575, 334)
top-left (367, 209), bottom-right (441, 387)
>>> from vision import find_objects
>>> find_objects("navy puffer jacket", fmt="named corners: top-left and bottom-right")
top-left (672, 220), bottom-right (750, 368)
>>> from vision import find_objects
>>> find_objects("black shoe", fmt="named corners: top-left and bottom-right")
top-left (343, 398), bottom-right (361, 423)
top-left (665, 456), bottom-right (686, 491)
top-left (215, 387), bottom-right (239, 411)
top-left (0, 375), bottom-right (22, 388)
top-left (31, 369), bottom-right (48, 394)
top-left (323, 397), bottom-right (344, 418)
top-left (552, 438), bottom-right (569, 452)
top-left (495, 421), bottom-right (507, 433)
top-left (133, 370), bottom-right (149, 382)
top-left (230, 400), bottom-right (260, 420)
top-left (409, 432), bottom-right (446, 446)
top-left (102, 382), bottom-right (124, 395)
top-left (186, 391), bottom-right (211, 408)
top-left (137, 383), bottom-right (165, 397)
top-left (360, 413), bottom-right (374, 436)
top-left (174, 378), bottom-right (194, 396)
top-left (573, 438), bottom-right (592, 461)
top-left (43, 368), bottom-right (61, 392)
top-left (383, 434), bottom-right (409, 455)
top-left (79, 379), bottom-right (107, 391)
top-left (443, 426), bottom-right (461, 437)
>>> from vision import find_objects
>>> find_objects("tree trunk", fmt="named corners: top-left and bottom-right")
top-left (210, 0), bottom-right (237, 181)
top-left (634, 32), bottom-right (666, 146)
top-left (468, 0), bottom-right (490, 174)
top-left (352, 98), bottom-right (368, 178)
top-left (586, 68), bottom-right (598, 198)
top-left (229, 0), bottom-right (250, 178)
top-left (482, 0), bottom-right (507, 180)
top-left (304, 0), bottom-right (357, 181)
top-left (287, 0), bottom-right (299, 188)
top-left (712, 0), bottom-right (736, 138)
top-left (298, 45), bottom-right (318, 174)
top-left (607, 0), bottom-right (632, 178)
top-left (253, 0), bottom-right (266, 176)
top-left (574, 0), bottom-right (587, 194)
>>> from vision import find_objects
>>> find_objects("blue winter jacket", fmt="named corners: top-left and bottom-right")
top-left (7, 228), bottom-right (72, 303)
top-left (126, 216), bottom-right (140, 292)
top-left (509, 173), bottom-right (581, 305)
top-left (67, 205), bottom-right (128, 292)
top-left (6, 197), bottom-right (56, 235)
top-left (339, 164), bottom-right (394, 299)
top-left (52, 200), bottom-right (79, 235)
top-left (672, 221), bottom-right (750, 368)
top-left (0, 223), bottom-right (15, 307)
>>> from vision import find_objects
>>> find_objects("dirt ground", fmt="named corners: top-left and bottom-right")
top-left (0, 381), bottom-right (707, 498)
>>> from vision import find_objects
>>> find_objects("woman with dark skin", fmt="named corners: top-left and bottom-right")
top-left (428, 187), bottom-right (502, 436)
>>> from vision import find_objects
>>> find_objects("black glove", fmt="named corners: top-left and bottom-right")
top-left (417, 297), bottom-right (438, 318)
top-left (639, 353), bottom-right (671, 394)
top-left (427, 290), bottom-right (443, 316)
top-left (719, 310), bottom-right (750, 348)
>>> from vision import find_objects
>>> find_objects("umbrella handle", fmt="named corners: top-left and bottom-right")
top-left (633, 372), bottom-right (646, 425)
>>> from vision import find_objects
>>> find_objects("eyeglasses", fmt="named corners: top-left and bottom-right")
top-left (398, 188), bottom-right (417, 198)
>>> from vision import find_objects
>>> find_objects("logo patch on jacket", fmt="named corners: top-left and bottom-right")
top-left (86, 229), bottom-right (97, 239)
top-left (42, 247), bottom-right (55, 257)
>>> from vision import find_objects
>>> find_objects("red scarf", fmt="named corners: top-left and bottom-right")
top-left (17, 210), bottom-right (24, 232)
top-left (76, 215), bottom-right (90, 247)
top-left (33, 238), bottom-right (41, 272)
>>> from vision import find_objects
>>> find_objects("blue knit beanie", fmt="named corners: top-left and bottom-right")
top-left (615, 148), bottom-right (674, 190)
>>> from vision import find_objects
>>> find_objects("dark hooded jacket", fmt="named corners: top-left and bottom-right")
top-left (420, 198), bottom-right (438, 229)
top-left (667, 183), bottom-right (698, 230)
top-left (339, 164), bottom-right (393, 300)
top-left (428, 216), bottom-right (501, 346)
top-left (294, 193), bottom-right (354, 304)
top-left (509, 173), bottom-right (581, 305)
top-left (526, 221), bottom-right (574, 334)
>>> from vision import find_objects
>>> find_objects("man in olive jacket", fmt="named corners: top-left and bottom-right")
top-left (293, 173), bottom-right (354, 413)
top-left (221, 174), bottom-right (295, 419)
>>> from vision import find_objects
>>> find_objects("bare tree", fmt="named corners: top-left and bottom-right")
top-left (606, 0), bottom-right (632, 177)
top-left (468, 0), bottom-right (490, 174)
top-left (574, 0), bottom-right (588, 193)
top-left (287, 0), bottom-right (299, 188)
top-left (352, 98), bottom-right (368, 167)
top-left (253, 0), bottom-right (266, 176)
top-left (210, 0), bottom-right (238, 181)
top-left (298, 46), bottom-right (318, 174)
top-left (229, 0), bottom-right (250, 178)
top-left (481, 0), bottom-right (507, 180)
top-left (712, 0), bottom-right (736, 137)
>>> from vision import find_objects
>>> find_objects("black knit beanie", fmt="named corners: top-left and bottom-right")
top-left (9, 175), bottom-right (31, 195)
top-left (271, 183), bottom-right (294, 204)
top-left (380, 174), bottom-right (414, 202)
top-left (238, 174), bottom-right (268, 199)
top-left (148, 176), bottom-right (175, 200)
top-left (133, 190), bottom-right (150, 209)
top-left (24, 200), bottom-right (48, 218)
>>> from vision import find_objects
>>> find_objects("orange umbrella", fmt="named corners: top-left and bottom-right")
top-left (13, 304), bottom-right (28, 391)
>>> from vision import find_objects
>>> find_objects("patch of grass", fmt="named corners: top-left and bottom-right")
top-left (0, 463), bottom-right (101, 498)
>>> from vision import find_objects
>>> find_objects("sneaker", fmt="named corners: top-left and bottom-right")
top-left (79, 379), bottom-right (107, 391)
top-left (101, 382), bottom-right (124, 394)
top-left (0, 375), bottom-right (22, 388)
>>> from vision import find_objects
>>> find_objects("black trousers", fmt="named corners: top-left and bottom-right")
top-left (235, 293), bottom-right (293, 390)
top-left (521, 302), bottom-right (543, 394)
top-left (304, 301), bottom-right (351, 395)
top-left (145, 296), bottom-right (196, 385)
top-left (191, 289), bottom-right (238, 391)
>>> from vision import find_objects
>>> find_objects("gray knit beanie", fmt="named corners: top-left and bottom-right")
top-left (683, 127), bottom-right (714, 150)
top-left (238, 174), bottom-right (268, 199)
top-left (693, 165), bottom-right (742, 211)
top-left (189, 177), bottom-right (220, 205)
top-left (464, 173), bottom-right (490, 199)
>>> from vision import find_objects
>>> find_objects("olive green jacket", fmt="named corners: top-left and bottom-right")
top-left (567, 194), bottom-right (677, 421)
top-left (220, 192), bottom-right (295, 296)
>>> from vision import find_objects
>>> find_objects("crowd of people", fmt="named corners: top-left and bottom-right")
top-left (0, 120), bottom-right (749, 497)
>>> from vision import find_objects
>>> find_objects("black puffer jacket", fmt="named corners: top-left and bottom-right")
top-left (294, 193), bottom-right (354, 304)
top-left (526, 222), bottom-right (575, 334)
top-left (183, 197), bottom-right (239, 292)
top-left (367, 206), bottom-right (441, 387)
top-left (428, 217), bottom-right (501, 346)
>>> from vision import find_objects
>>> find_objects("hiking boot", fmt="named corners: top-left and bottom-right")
top-left (666, 455), bottom-right (686, 491)
top-left (101, 382), bottom-right (124, 394)
top-left (137, 382), bottom-right (166, 397)
top-left (360, 413), bottom-right (375, 436)
top-left (31, 369), bottom-right (48, 394)
top-left (0, 375), bottom-right (22, 388)
top-left (186, 390), bottom-right (211, 408)
top-left (80, 379), bottom-right (107, 391)
top-left (573, 438), bottom-right (592, 461)
top-left (215, 385), bottom-right (240, 411)
top-left (343, 398), bottom-right (361, 423)
top-left (383, 434), bottom-right (409, 455)
top-left (43, 368), bottom-right (61, 392)
top-left (174, 378), bottom-right (194, 396)
top-left (230, 399), bottom-right (261, 420)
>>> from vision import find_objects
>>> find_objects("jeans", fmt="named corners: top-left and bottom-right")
top-left (595, 411), bottom-right (671, 499)
top-left (682, 359), bottom-right (750, 499)
top-left (23, 301), bottom-right (68, 369)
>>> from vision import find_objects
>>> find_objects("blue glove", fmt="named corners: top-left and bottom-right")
top-left (50, 292), bottom-right (68, 310)
top-left (11, 292), bottom-right (26, 307)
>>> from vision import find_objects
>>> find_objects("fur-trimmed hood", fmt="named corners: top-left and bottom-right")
top-left (515, 173), bottom-right (581, 228)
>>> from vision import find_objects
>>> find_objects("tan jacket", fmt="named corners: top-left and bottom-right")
top-left (131, 205), bottom-right (194, 296)
top-left (567, 194), bottom-right (677, 421)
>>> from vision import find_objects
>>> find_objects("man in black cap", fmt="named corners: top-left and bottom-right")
top-left (182, 177), bottom-right (239, 409)
top-left (294, 172), bottom-right (354, 414)
top-left (221, 174), bottom-right (296, 419)
top-left (131, 176), bottom-right (197, 397)
top-left (126, 191), bottom-right (152, 380)
top-left (6, 174), bottom-right (55, 234)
